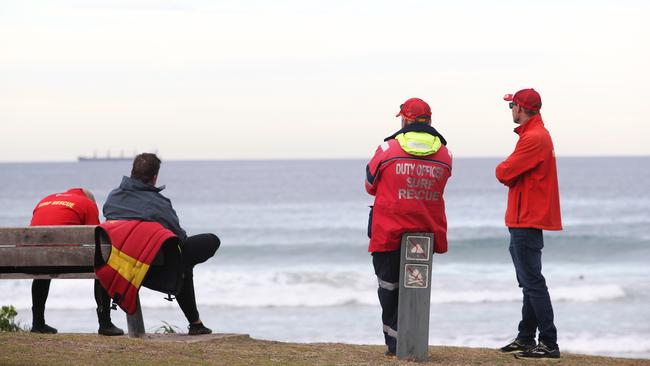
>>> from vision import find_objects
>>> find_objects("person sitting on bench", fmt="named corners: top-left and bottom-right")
top-left (103, 153), bottom-right (220, 335)
top-left (30, 188), bottom-right (124, 336)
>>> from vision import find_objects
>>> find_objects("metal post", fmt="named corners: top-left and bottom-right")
top-left (127, 295), bottom-right (145, 338)
top-left (397, 232), bottom-right (434, 362)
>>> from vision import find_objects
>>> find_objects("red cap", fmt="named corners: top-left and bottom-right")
top-left (503, 88), bottom-right (542, 111)
top-left (395, 98), bottom-right (432, 120)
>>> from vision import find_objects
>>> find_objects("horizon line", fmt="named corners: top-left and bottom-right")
top-left (1, 154), bottom-right (649, 164)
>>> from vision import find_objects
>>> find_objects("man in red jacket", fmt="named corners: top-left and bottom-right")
top-left (30, 188), bottom-right (124, 336)
top-left (496, 89), bottom-right (562, 359)
top-left (366, 98), bottom-right (452, 356)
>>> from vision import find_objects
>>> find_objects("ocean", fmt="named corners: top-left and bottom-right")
top-left (1, 157), bottom-right (649, 359)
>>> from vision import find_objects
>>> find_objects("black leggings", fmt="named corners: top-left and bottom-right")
top-left (175, 233), bottom-right (220, 323)
top-left (31, 279), bottom-right (112, 326)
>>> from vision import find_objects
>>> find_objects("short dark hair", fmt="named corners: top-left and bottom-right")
top-left (522, 108), bottom-right (539, 117)
top-left (130, 153), bottom-right (161, 184)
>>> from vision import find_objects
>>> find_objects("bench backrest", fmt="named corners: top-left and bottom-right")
top-left (0, 226), bottom-right (110, 279)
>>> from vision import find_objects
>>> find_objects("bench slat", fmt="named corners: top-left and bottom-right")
top-left (0, 226), bottom-right (111, 267)
top-left (0, 226), bottom-right (100, 245)
top-left (0, 273), bottom-right (98, 279)
top-left (0, 245), bottom-right (111, 267)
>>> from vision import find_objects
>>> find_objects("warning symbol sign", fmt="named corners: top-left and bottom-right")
top-left (404, 264), bottom-right (429, 289)
top-left (405, 235), bottom-right (430, 261)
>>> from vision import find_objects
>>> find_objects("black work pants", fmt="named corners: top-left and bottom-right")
top-left (31, 279), bottom-right (112, 327)
top-left (175, 233), bottom-right (220, 324)
top-left (372, 249), bottom-right (401, 353)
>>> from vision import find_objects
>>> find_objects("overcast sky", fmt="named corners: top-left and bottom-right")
top-left (1, 0), bottom-right (648, 161)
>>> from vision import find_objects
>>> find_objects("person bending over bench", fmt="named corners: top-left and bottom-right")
top-left (29, 188), bottom-right (124, 336)
top-left (103, 153), bottom-right (220, 335)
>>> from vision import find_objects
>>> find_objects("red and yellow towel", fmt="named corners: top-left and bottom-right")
top-left (94, 220), bottom-right (176, 314)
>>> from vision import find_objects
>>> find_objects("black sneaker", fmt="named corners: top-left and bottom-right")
top-left (384, 350), bottom-right (396, 358)
top-left (31, 324), bottom-right (58, 334)
top-left (98, 323), bottom-right (125, 336)
top-left (188, 322), bottom-right (212, 335)
top-left (499, 338), bottom-right (536, 353)
top-left (515, 341), bottom-right (561, 360)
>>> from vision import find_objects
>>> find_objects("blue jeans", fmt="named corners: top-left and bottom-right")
top-left (509, 228), bottom-right (557, 347)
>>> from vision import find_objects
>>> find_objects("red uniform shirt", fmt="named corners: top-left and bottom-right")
top-left (31, 188), bottom-right (100, 226)
top-left (496, 114), bottom-right (562, 230)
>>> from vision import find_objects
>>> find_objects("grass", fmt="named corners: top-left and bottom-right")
top-left (1, 333), bottom-right (648, 366)
top-left (151, 321), bottom-right (182, 334)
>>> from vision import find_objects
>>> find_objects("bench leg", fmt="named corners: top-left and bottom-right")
top-left (126, 295), bottom-right (145, 338)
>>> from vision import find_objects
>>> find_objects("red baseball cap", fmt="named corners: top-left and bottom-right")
top-left (395, 98), bottom-right (432, 120)
top-left (503, 88), bottom-right (542, 111)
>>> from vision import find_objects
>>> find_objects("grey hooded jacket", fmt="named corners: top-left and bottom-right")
top-left (103, 176), bottom-right (188, 240)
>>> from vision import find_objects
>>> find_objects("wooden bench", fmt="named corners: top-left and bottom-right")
top-left (0, 225), bottom-right (146, 337)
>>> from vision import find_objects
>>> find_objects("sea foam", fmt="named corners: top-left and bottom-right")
top-left (0, 270), bottom-right (626, 310)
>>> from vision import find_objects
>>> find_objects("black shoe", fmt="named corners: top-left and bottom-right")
top-left (499, 338), bottom-right (536, 353)
top-left (384, 350), bottom-right (396, 358)
top-left (31, 323), bottom-right (58, 334)
top-left (188, 322), bottom-right (212, 335)
top-left (98, 323), bottom-right (125, 336)
top-left (515, 341), bottom-right (561, 359)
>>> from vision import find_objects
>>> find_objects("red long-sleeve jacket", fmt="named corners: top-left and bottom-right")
top-left (496, 114), bottom-right (562, 230)
top-left (366, 124), bottom-right (452, 253)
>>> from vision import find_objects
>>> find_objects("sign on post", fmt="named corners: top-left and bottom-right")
top-left (397, 232), bottom-right (434, 362)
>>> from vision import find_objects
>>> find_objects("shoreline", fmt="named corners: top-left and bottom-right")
top-left (2, 333), bottom-right (649, 366)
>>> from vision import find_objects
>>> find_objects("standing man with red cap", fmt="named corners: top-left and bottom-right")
top-left (496, 89), bottom-right (562, 359)
top-left (365, 98), bottom-right (452, 356)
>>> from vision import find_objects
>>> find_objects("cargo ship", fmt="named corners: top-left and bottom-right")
top-left (77, 150), bottom-right (134, 162)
